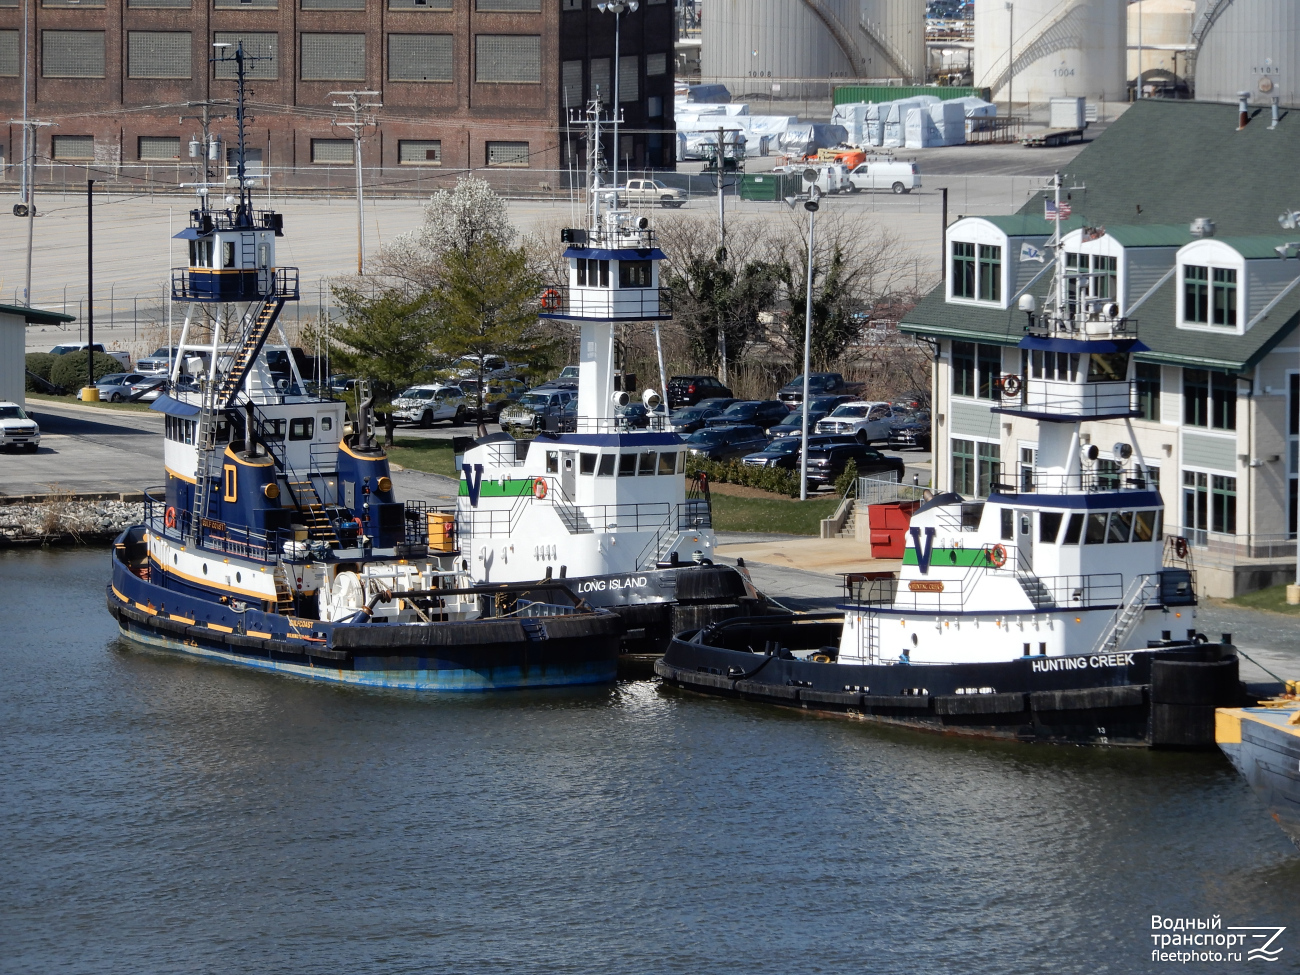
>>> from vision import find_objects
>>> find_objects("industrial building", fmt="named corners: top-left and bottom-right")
top-left (701, 0), bottom-right (926, 97)
top-left (0, 0), bottom-right (677, 188)
top-left (1188, 0), bottom-right (1300, 110)
top-left (901, 99), bottom-right (1300, 597)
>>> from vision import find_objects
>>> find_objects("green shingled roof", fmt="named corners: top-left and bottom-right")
top-left (979, 214), bottom-right (1082, 237)
top-left (901, 100), bottom-right (1300, 371)
top-left (1211, 235), bottom-right (1298, 259)
top-left (1100, 225), bottom-right (1194, 248)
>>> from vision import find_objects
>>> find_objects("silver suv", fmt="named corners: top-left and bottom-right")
top-left (391, 385), bottom-right (468, 427)
top-left (500, 389), bottom-right (576, 432)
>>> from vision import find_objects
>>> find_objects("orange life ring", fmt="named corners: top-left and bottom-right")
top-left (533, 478), bottom-right (548, 500)
top-left (352, 516), bottom-right (364, 535)
top-left (164, 506), bottom-right (177, 529)
top-left (989, 543), bottom-right (1008, 568)
top-left (1000, 374), bottom-right (1022, 397)
top-left (540, 288), bottom-right (562, 312)
top-left (1173, 536), bottom-right (1188, 559)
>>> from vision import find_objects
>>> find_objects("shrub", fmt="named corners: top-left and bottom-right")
top-left (685, 456), bottom-right (802, 498)
top-left (25, 352), bottom-right (58, 392)
top-left (834, 458), bottom-right (859, 498)
top-left (50, 351), bottom-right (121, 391)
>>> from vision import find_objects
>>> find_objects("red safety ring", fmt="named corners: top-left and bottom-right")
top-left (989, 543), bottom-right (1008, 568)
top-left (533, 478), bottom-right (548, 500)
top-left (540, 288), bottom-right (562, 312)
top-left (1001, 374), bottom-right (1022, 397)
top-left (1173, 536), bottom-right (1188, 559)
top-left (164, 506), bottom-right (177, 529)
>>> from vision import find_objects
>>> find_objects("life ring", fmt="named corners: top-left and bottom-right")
top-left (352, 516), bottom-right (364, 536)
top-left (989, 544), bottom-right (1008, 568)
top-left (533, 478), bottom-right (548, 500)
top-left (1000, 374), bottom-right (1022, 397)
top-left (1173, 536), bottom-right (1188, 559)
top-left (164, 506), bottom-right (177, 529)
top-left (540, 288), bottom-right (562, 312)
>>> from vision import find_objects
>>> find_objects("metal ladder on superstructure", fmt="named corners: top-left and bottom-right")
top-left (189, 379), bottom-right (220, 543)
top-left (215, 291), bottom-right (287, 409)
top-left (1091, 574), bottom-right (1157, 655)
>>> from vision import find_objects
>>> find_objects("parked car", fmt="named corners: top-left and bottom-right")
top-left (888, 410), bottom-right (932, 451)
top-left (683, 424), bottom-right (771, 462)
top-left (667, 374), bottom-right (733, 408)
top-left (458, 377), bottom-right (529, 421)
top-left (328, 374), bottom-right (358, 393)
top-left (600, 179), bottom-right (687, 208)
top-left (804, 442), bottom-right (905, 491)
top-left (741, 435), bottom-right (854, 469)
top-left (704, 400), bottom-right (790, 431)
top-left (668, 405), bottom-right (723, 434)
top-left (776, 373), bottom-right (863, 408)
top-left (500, 388), bottom-right (577, 432)
top-left (847, 160), bottom-right (921, 195)
top-left (450, 354), bottom-right (525, 381)
top-left (136, 347), bottom-right (181, 375)
top-left (390, 385), bottom-right (469, 427)
top-left (615, 403), bottom-right (667, 430)
top-left (50, 342), bottom-right (131, 370)
top-left (693, 396), bottom-right (738, 413)
top-left (814, 400), bottom-right (896, 442)
top-left (0, 401), bottom-right (39, 452)
top-left (537, 397), bottom-right (579, 434)
top-left (767, 406), bottom-right (832, 439)
top-left (95, 373), bottom-right (149, 402)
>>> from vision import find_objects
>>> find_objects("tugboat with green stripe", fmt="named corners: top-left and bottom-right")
top-left (658, 176), bottom-right (1243, 747)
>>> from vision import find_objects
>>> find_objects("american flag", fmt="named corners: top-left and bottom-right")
top-left (1045, 199), bottom-right (1073, 221)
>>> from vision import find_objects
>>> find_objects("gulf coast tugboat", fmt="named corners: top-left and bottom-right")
top-left (106, 43), bottom-right (623, 690)
top-left (453, 97), bottom-right (764, 659)
top-left (658, 177), bottom-right (1244, 747)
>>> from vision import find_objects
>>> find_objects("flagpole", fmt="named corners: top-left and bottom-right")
top-left (1053, 171), bottom-right (1064, 320)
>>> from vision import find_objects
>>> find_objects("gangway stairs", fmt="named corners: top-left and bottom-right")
top-left (189, 379), bottom-right (220, 543)
top-left (215, 293), bottom-right (287, 409)
top-left (1091, 574), bottom-right (1157, 655)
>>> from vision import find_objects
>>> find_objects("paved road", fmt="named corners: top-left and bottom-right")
top-left (4, 401), bottom-right (164, 497)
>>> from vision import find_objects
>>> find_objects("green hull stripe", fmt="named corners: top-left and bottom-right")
top-left (903, 547), bottom-right (996, 568)
top-left (458, 479), bottom-right (535, 498)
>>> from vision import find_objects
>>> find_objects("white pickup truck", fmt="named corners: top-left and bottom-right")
top-left (50, 342), bottom-right (131, 370)
top-left (814, 400), bottom-right (897, 443)
top-left (599, 179), bottom-right (687, 208)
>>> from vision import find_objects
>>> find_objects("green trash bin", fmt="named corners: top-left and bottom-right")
top-left (740, 173), bottom-right (799, 202)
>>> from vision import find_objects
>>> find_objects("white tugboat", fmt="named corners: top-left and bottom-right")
top-left (455, 99), bottom-right (764, 655)
top-left (107, 43), bottom-right (623, 691)
top-left (657, 177), bottom-right (1243, 747)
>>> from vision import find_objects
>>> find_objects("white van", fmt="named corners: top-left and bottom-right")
top-left (848, 160), bottom-right (921, 194)
top-left (775, 163), bottom-right (850, 200)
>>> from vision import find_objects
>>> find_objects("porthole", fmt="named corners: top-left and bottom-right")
top-left (236, 571), bottom-right (242, 583)
top-left (172, 554), bottom-right (178, 565)
top-left (202, 563), bottom-right (208, 575)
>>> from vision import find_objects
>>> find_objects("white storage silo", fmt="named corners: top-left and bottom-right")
top-left (859, 0), bottom-right (928, 82)
top-left (702, 0), bottom-right (864, 89)
top-left (1191, 0), bottom-right (1300, 109)
top-left (1127, 0), bottom-right (1195, 89)
top-left (974, 0), bottom-right (1127, 109)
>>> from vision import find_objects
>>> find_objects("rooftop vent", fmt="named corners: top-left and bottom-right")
top-left (1190, 218), bottom-right (1216, 238)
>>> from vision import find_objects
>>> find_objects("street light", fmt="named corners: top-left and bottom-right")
top-left (1281, 209), bottom-right (1300, 603)
top-left (787, 195), bottom-right (819, 500)
top-left (597, 1), bottom-right (638, 211)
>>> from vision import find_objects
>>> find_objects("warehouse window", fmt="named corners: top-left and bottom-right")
top-left (226, 146), bottom-right (264, 177)
top-left (214, 33), bottom-right (278, 78)
top-left (475, 35), bottom-right (540, 83)
top-left (214, 0), bottom-right (276, 7)
top-left (646, 52), bottom-right (667, 76)
top-left (486, 142), bottom-right (528, 167)
top-left (129, 0), bottom-right (191, 7)
top-left (139, 136), bottom-right (181, 160)
top-left (590, 57), bottom-right (609, 103)
top-left (476, 0), bottom-right (539, 9)
top-left (128, 32), bottom-right (192, 79)
top-left (398, 140), bottom-right (441, 165)
top-left (618, 55), bottom-right (638, 102)
top-left (52, 135), bottom-right (94, 160)
top-left (388, 34), bottom-right (453, 82)
top-left (44, 0), bottom-right (104, 6)
top-left (311, 139), bottom-right (354, 164)
top-left (561, 60), bottom-right (582, 109)
top-left (303, 0), bottom-right (364, 8)
top-left (0, 30), bottom-right (17, 77)
top-left (389, 0), bottom-right (452, 8)
top-left (301, 33), bottom-right (365, 81)
top-left (43, 31), bottom-right (105, 78)
top-left (562, 0), bottom-right (581, 8)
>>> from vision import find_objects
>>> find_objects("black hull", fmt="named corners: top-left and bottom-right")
top-left (1218, 709), bottom-right (1300, 848)
top-left (656, 616), bottom-right (1242, 748)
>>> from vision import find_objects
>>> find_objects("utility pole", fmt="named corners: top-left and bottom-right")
top-left (85, 179), bottom-right (95, 398)
top-left (179, 101), bottom-right (230, 192)
top-left (331, 90), bottom-right (382, 275)
top-left (20, 0), bottom-right (28, 204)
top-left (10, 117), bottom-right (53, 307)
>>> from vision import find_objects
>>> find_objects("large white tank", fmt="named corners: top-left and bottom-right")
top-left (701, 0), bottom-right (925, 93)
top-left (1127, 0), bottom-right (1195, 87)
top-left (974, 0), bottom-right (1127, 108)
top-left (1191, 0), bottom-right (1300, 109)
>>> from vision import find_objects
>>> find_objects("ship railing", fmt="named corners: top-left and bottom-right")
top-left (927, 500), bottom-right (986, 533)
top-left (991, 468), bottom-right (1161, 495)
top-left (538, 284), bottom-right (673, 321)
top-left (477, 441), bottom-right (529, 468)
top-left (998, 378), bottom-right (1137, 417)
top-left (565, 226), bottom-right (658, 250)
top-left (187, 207), bottom-right (284, 234)
top-left (844, 570), bottom-right (1128, 612)
top-left (1023, 315), bottom-right (1140, 342)
top-left (143, 489), bottom-right (283, 562)
top-left (171, 265), bottom-right (300, 302)
top-left (546, 415), bottom-right (675, 434)
top-left (635, 500), bottom-right (713, 567)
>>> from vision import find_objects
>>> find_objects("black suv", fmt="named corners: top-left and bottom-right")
top-left (683, 424), bottom-right (770, 462)
top-left (777, 373), bottom-right (862, 407)
top-left (704, 400), bottom-right (791, 431)
top-left (668, 375), bottom-right (733, 408)
top-left (804, 443), bottom-right (905, 490)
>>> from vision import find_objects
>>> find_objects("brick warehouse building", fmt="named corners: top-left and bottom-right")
top-left (0, 0), bottom-right (676, 190)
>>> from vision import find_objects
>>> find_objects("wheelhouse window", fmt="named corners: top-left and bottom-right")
top-left (1029, 350), bottom-right (1077, 381)
top-left (977, 244), bottom-right (1001, 302)
top-left (618, 453), bottom-right (637, 476)
top-left (580, 452), bottom-right (597, 474)
top-left (1183, 265), bottom-right (1209, 324)
top-left (289, 417), bottom-right (314, 441)
top-left (951, 242), bottom-right (975, 299)
top-left (618, 260), bottom-right (651, 288)
top-left (576, 258), bottom-right (609, 287)
top-left (1212, 268), bottom-right (1237, 327)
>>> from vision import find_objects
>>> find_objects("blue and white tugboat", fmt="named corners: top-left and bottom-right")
top-left (658, 182), bottom-right (1242, 746)
top-left (106, 44), bottom-right (622, 690)
top-left (452, 98), bottom-right (762, 656)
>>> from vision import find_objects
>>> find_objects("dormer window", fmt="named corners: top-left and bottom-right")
top-left (951, 242), bottom-right (1001, 302)
top-left (1183, 265), bottom-right (1236, 326)
top-left (1212, 268), bottom-right (1237, 326)
top-left (978, 245), bottom-right (1002, 302)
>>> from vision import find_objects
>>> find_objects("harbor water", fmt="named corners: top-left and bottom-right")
top-left (4, 546), bottom-right (1300, 973)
